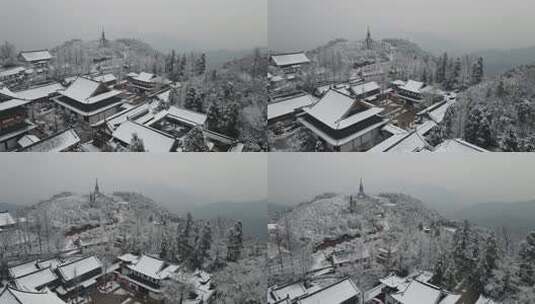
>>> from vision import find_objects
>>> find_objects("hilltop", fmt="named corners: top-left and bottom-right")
top-left (443, 64), bottom-right (535, 151)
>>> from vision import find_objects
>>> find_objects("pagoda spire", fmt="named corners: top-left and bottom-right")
top-left (365, 26), bottom-right (373, 49)
top-left (95, 178), bottom-right (100, 194)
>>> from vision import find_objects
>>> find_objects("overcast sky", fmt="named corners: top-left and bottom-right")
top-left (0, 154), bottom-right (267, 210)
top-left (269, 0), bottom-right (535, 53)
top-left (268, 154), bottom-right (535, 207)
top-left (0, 0), bottom-right (266, 51)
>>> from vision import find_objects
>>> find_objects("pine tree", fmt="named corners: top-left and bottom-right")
top-left (184, 87), bottom-right (197, 111)
top-left (196, 53), bottom-right (206, 75)
top-left (496, 80), bottom-right (506, 97)
top-left (226, 221), bottom-right (243, 262)
top-left (129, 133), bottom-right (145, 152)
top-left (182, 127), bottom-right (209, 152)
top-left (471, 57), bottom-right (484, 85)
top-left (500, 128), bottom-right (518, 152)
top-left (518, 231), bottom-right (535, 286)
top-left (479, 234), bottom-right (499, 292)
top-left (206, 100), bottom-right (221, 131)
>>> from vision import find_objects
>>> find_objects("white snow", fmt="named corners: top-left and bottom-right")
top-left (112, 120), bottom-right (176, 152)
top-left (21, 129), bottom-right (80, 152)
top-left (20, 50), bottom-right (53, 62)
top-left (270, 282), bottom-right (308, 302)
top-left (350, 81), bottom-right (380, 96)
top-left (15, 268), bottom-right (58, 291)
top-left (400, 80), bottom-right (424, 94)
top-left (92, 74), bottom-right (117, 84)
top-left (0, 67), bottom-right (26, 78)
top-left (133, 72), bottom-right (156, 83)
top-left (166, 106), bottom-right (207, 126)
top-left (61, 77), bottom-right (121, 104)
top-left (433, 139), bottom-right (488, 152)
top-left (391, 280), bottom-right (461, 304)
top-left (0, 212), bottom-right (16, 227)
top-left (17, 135), bottom-right (40, 148)
top-left (127, 255), bottom-right (178, 280)
top-left (56, 256), bottom-right (102, 282)
top-left (297, 278), bottom-right (360, 304)
top-left (118, 253), bottom-right (139, 263)
top-left (303, 89), bottom-right (353, 129)
top-left (0, 287), bottom-right (66, 304)
top-left (271, 53), bottom-right (310, 67)
top-left (268, 93), bottom-right (317, 120)
top-left (0, 99), bottom-right (31, 112)
top-left (15, 83), bottom-right (65, 101)
top-left (9, 261), bottom-right (39, 279)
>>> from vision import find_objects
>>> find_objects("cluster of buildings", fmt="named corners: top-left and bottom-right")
top-left (1, 253), bottom-right (214, 304)
top-left (0, 50), bottom-right (53, 88)
top-left (267, 52), bottom-right (487, 152)
top-left (0, 64), bottom-right (242, 152)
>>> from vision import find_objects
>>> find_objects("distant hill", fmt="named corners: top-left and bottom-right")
top-left (471, 46), bottom-right (535, 77)
top-left (189, 200), bottom-right (269, 240)
top-left (453, 200), bottom-right (535, 235)
top-left (0, 202), bottom-right (19, 213)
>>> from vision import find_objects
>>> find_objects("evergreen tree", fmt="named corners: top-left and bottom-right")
top-left (496, 80), bottom-right (506, 97)
top-left (226, 221), bottom-right (243, 262)
top-left (471, 57), bottom-right (484, 85)
top-left (518, 231), bottom-right (535, 286)
top-left (196, 53), bottom-right (206, 75)
top-left (129, 133), bottom-right (145, 152)
top-left (182, 127), bottom-right (209, 152)
top-left (500, 128), bottom-right (519, 152)
top-left (206, 100), bottom-right (221, 131)
top-left (192, 224), bottom-right (212, 269)
top-left (184, 87), bottom-right (197, 111)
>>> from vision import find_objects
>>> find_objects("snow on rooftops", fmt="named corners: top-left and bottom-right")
top-left (271, 52), bottom-right (311, 67)
top-left (392, 80), bottom-right (406, 86)
top-left (20, 50), bottom-right (53, 62)
top-left (112, 120), bottom-right (176, 152)
top-left (296, 278), bottom-right (360, 304)
top-left (0, 211), bottom-right (16, 227)
top-left (15, 268), bottom-right (58, 291)
top-left (61, 77), bottom-right (121, 104)
top-left (0, 87), bottom-right (20, 100)
top-left (350, 81), bottom-right (380, 96)
top-left (133, 72), bottom-right (156, 82)
top-left (9, 261), bottom-right (39, 279)
top-left (92, 73), bottom-right (117, 84)
top-left (304, 89), bottom-right (383, 130)
top-left (268, 93), bottom-right (317, 120)
top-left (118, 253), bottom-right (139, 263)
top-left (379, 273), bottom-right (407, 288)
top-left (127, 255), bottom-right (178, 280)
top-left (15, 83), bottom-right (64, 101)
top-left (17, 135), bottom-right (40, 148)
top-left (391, 280), bottom-right (461, 304)
top-left (433, 139), bottom-right (488, 152)
top-left (0, 98), bottom-right (31, 112)
top-left (20, 128), bottom-right (80, 152)
top-left (369, 131), bottom-right (428, 152)
top-left (270, 282), bottom-right (308, 302)
top-left (400, 80), bottom-right (424, 93)
top-left (56, 256), bottom-right (102, 282)
top-left (166, 106), bottom-right (207, 126)
top-left (0, 286), bottom-right (66, 304)
top-left (0, 67), bottom-right (26, 78)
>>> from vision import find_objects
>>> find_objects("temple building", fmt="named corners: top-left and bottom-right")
top-left (53, 76), bottom-right (124, 126)
top-left (297, 89), bottom-right (388, 151)
top-left (19, 50), bottom-right (53, 72)
top-left (270, 52), bottom-right (311, 75)
top-left (0, 286), bottom-right (66, 304)
top-left (0, 87), bottom-right (35, 151)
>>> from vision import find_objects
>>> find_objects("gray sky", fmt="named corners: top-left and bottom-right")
top-left (269, 0), bottom-right (535, 53)
top-left (0, 154), bottom-right (267, 210)
top-left (268, 154), bottom-right (535, 207)
top-left (1, 0), bottom-right (266, 51)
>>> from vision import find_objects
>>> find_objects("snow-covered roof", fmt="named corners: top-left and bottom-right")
top-left (391, 280), bottom-right (461, 304)
top-left (475, 295), bottom-right (500, 304)
top-left (15, 268), bottom-right (58, 291)
top-left (271, 53), bottom-right (311, 67)
top-left (20, 50), bottom-right (53, 62)
top-left (297, 278), bottom-right (360, 304)
top-left (350, 81), bottom-right (380, 96)
top-left (112, 120), bottom-right (175, 152)
top-left (0, 287), bottom-right (66, 304)
top-left (9, 261), bottom-right (39, 279)
top-left (400, 80), bottom-right (424, 94)
top-left (20, 129), bottom-right (80, 152)
top-left (56, 256), bottom-right (102, 282)
top-left (270, 282), bottom-right (307, 302)
top-left (369, 130), bottom-right (428, 152)
top-left (61, 77), bottom-right (121, 104)
top-left (36, 258), bottom-right (62, 271)
top-left (268, 93), bottom-right (317, 120)
top-left (118, 253), bottom-right (139, 263)
top-left (382, 124), bottom-right (406, 135)
top-left (106, 104), bottom-right (153, 129)
top-left (166, 106), bottom-right (207, 126)
top-left (0, 67), bottom-right (26, 78)
top-left (0, 87), bottom-right (19, 99)
top-left (434, 139), bottom-right (488, 152)
top-left (133, 72), bottom-right (156, 82)
top-left (92, 73), bottom-right (117, 84)
top-left (127, 255), bottom-right (178, 280)
top-left (392, 80), bottom-right (406, 86)
top-left (0, 99), bottom-right (31, 112)
top-left (304, 89), bottom-right (383, 130)
top-left (0, 212), bottom-right (16, 227)
top-left (17, 135), bottom-right (40, 148)
top-left (379, 273), bottom-right (406, 289)
top-left (15, 83), bottom-right (64, 101)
